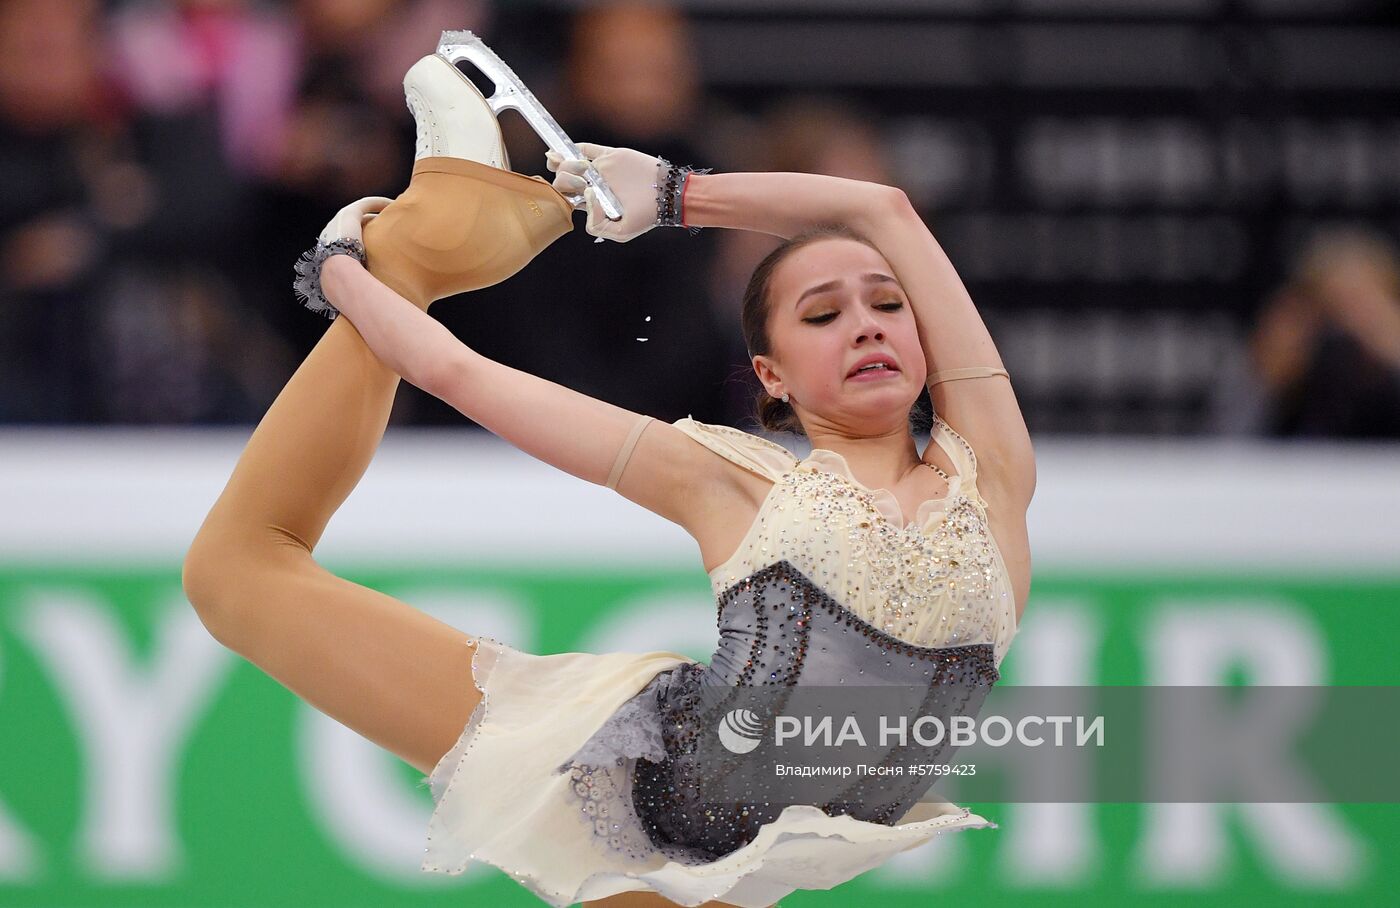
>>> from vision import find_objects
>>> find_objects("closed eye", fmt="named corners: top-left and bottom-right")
top-left (804, 300), bottom-right (903, 325)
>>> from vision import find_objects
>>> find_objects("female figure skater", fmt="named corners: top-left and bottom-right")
top-left (183, 51), bottom-right (1033, 908)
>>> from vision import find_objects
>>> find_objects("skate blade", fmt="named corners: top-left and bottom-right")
top-left (436, 29), bottom-right (624, 222)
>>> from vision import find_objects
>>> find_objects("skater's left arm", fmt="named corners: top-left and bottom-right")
top-left (848, 191), bottom-right (1037, 511)
top-left (563, 150), bottom-right (1035, 507)
top-left (693, 172), bottom-right (1033, 507)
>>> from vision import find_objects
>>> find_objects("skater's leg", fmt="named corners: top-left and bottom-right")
top-left (181, 311), bottom-right (480, 776)
top-left (182, 163), bottom-right (571, 776)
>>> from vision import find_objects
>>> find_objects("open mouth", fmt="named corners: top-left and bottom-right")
top-left (847, 356), bottom-right (901, 379)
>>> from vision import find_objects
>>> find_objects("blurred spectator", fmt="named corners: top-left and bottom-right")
top-left (1214, 227), bottom-right (1400, 438)
top-left (0, 0), bottom-right (113, 420)
top-left (563, 0), bottom-right (700, 146)
top-left (96, 261), bottom-right (296, 422)
top-left (112, 0), bottom-right (300, 180)
top-left (251, 0), bottom-right (490, 361)
top-left (103, 0), bottom-right (299, 420)
top-left (413, 0), bottom-right (733, 427)
top-left (0, 0), bottom-right (298, 423)
top-left (107, 0), bottom-right (282, 264)
top-left (277, 0), bottom-right (490, 199)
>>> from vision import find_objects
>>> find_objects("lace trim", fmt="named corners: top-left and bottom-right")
top-left (555, 668), bottom-right (717, 866)
top-left (560, 758), bottom-right (715, 867)
top-left (291, 237), bottom-right (366, 320)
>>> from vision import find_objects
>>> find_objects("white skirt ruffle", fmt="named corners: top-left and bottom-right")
top-left (422, 634), bottom-right (997, 907)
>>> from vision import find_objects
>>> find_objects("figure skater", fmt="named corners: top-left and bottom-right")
top-left (184, 47), bottom-right (1034, 908)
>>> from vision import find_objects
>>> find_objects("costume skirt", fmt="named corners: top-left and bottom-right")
top-left (421, 634), bottom-right (997, 907)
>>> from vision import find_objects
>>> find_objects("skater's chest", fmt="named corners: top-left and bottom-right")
top-left (705, 463), bottom-right (1014, 647)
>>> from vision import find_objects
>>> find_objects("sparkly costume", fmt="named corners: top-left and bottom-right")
top-left (423, 409), bottom-right (1021, 907)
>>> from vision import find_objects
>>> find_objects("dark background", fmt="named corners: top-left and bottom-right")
top-left (2, 0), bottom-right (1396, 437)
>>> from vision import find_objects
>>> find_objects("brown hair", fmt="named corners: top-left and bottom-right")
top-left (741, 225), bottom-right (886, 435)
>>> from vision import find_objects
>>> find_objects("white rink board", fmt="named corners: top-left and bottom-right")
top-left (1, 428), bottom-right (1397, 571)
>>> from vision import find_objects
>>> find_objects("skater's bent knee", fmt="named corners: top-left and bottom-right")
top-left (183, 539), bottom-right (252, 646)
top-left (181, 539), bottom-right (239, 646)
top-left (181, 525), bottom-right (308, 647)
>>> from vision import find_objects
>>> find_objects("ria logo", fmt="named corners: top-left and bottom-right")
top-left (717, 708), bottom-right (765, 754)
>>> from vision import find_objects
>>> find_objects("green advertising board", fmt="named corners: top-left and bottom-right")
top-left (1, 565), bottom-right (1395, 906)
top-left (1, 433), bottom-right (1396, 905)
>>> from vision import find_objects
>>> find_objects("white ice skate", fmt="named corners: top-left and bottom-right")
top-left (430, 29), bottom-right (624, 222)
top-left (403, 53), bottom-right (513, 169)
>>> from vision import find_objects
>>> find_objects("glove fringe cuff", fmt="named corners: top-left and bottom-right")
top-left (292, 238), bottom-right (367, 319)
top-left (654, 158), bottom-right (711, 230)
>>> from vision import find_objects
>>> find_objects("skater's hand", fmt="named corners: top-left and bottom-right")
top-left (546, 143), bottom-right (662, 243)
top-left (318, 196), bottom-right (395, 246)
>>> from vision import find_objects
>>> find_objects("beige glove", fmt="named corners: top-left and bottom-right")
top-left (319, 196), bottom-right (395, 245)
top-left (546, 143), bottom-right (663, 243)
top-left (294, 196), bottom-right (395, 318)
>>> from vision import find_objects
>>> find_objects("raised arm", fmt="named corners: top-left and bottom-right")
top-left (557, 145), bottom-right (1035, 509)
top-left (684, 171), bottom-right (1036, 509)
top-left (683, 171), bottom-right (901, 242)
top-left (318, 255), bottom-right (746, 534)
top-left (877, 196), bottom-right (1035, 508)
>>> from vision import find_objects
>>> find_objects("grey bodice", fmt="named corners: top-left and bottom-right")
top-left (559, 559), bottom-right (1000, 864)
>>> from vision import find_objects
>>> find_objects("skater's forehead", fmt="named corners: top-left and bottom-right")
top-left (774, 242), bottom-right (903, 308)
top-left (793, 273), bottom-right (900, 308)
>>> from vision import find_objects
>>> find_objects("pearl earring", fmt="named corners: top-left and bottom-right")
top-left (780, 391), bottom-right (790, 403)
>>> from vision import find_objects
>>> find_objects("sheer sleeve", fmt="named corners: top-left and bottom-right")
top-left (929, 415), bottom-right (981, 484)
top-left (671, 417), bottom-right (797, 483)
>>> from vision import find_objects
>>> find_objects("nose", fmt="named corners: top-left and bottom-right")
top-left (854, 314), bottom-right (884, 345)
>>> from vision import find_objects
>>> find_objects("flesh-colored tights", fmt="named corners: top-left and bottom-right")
top-left (181, 157), bottom-right (758, 907)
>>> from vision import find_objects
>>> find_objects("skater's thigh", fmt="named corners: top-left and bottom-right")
top-left (190, 546), bottom-right (480, 776)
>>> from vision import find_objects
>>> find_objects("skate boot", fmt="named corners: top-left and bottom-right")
top-left (361, 45), bottom-right (578, 309)
top-left (402, 52), bottom-right (511, 169)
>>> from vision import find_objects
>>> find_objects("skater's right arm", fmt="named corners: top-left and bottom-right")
top-left (436, 352), bottom-right (764, 538)
top-left (321, 257), bottom-right (760, 539)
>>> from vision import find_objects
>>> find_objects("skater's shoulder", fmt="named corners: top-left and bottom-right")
top-left (671, 416), bottom-right (798, 483)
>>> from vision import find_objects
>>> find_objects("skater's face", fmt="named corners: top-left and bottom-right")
top-left (755, 238), bottom-right (927, 434)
